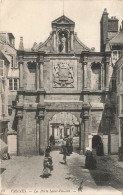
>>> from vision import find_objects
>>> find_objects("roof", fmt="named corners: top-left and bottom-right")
top-left (0, 50), bottom-right (10, 63)
top-left (52, 15), bottom-right (75, 26)
top-left (109, 31), bottom-right (123, 45)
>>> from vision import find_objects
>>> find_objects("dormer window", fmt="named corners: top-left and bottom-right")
top-left (112, 50), bottom-right (122, 64)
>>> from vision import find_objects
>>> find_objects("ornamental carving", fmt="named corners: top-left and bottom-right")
top-left (53, 61), bottom-right (74, 88)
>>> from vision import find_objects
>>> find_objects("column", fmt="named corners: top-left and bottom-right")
top-left (19, 62), bottom-right (23, 89)
top-left (38, 107), bottom-right (45, 155)
top-left (82, 104), bottom-right (90, 154)
top-left (83, 61), bottom-right (88, 89)
top-left (70, 32), bottom-right (74, 51)
top-left (80, 120), bottom-right (84, 154)
top-left (16, 113), bottom-right (23, 155)
top-left (106, 61), bottom-right (109, 88)
top-left (36, 63), bottom-right (39, 90)
top-left (118, 118), bottom-right (121, 147)
top-left (39, 62), bottom-right (44, 89)
top-left (36, 118), bottom-right (39, 155)
top-left (53, 31), bottom-right (56, 52)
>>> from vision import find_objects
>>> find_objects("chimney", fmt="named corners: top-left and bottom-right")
top-left (108, 16), bottom-right (119, 32)
top-left (19, 36), bottom-right (24, 50)
top-left (100, 8), bottom-right (109, 52)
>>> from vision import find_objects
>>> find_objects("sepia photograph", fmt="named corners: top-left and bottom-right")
top-left (0, 0), bottom-right (123, 194)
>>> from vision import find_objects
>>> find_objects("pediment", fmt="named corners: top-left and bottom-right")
top-left (52, 15), bottom-right (75, 25)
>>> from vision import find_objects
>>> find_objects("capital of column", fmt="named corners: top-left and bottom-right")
top-left (16, 113), bottom-right (23, 119)
top-left (38, 105), bottom-right (45, 119)
top-left (18, 60), bottom-right (24, 66)
top-left (82, 103), bottom-right (90, 120)
top-left (83, 61), bottom-right (88, 66)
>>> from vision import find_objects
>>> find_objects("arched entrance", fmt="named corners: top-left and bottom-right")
top-left (49, 112), bottom-right (80, 150)
top-left (92, 135), bottom-right (104, 156)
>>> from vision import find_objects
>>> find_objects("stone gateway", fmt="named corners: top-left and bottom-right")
top-left (16, 13), bottom-right (119, 155)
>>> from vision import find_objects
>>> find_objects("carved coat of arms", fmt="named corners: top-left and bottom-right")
top-left (53, 62), bottom-right (74, 88)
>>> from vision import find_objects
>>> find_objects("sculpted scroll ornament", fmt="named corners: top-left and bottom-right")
top-left (53, 62), bottom-right (74, 88)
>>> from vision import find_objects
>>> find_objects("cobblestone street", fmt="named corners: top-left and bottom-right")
top-left (0, 151), bottom-right (123, 195)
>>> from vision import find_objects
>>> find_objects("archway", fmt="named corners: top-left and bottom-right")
top-left (49, 112), bottom-right (80, 150)
top-left (92, 135), bottom-right (104, 156)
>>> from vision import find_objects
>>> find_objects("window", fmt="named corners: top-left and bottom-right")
top-left (112, 50), bottom-right (122, 64)
top-left (0, 60), bottom-right (4, 77)
top-left (9, 79), bottom-right (13, 90)
top-left (9, 78), bottom-right (19, 91)
top-left (11, 56), bottom-right (14, 68)
top-left (14, 79), bottom-right (17, 90)
top-left (111, 79), bottom-right (116, 91)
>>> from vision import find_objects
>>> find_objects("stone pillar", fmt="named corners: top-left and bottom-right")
top-left (38, 107), bottom-right (45, 155)
top-left (88, 134), bottom-right (92, 150)
top-left (7, 130), bottom-right (17, 156)
top-left (105, 53), bottom-right (111, 89)
top-left (36, 63), bottom-right (39, 90)
top-left (80, 119), bottom-right (84, 154)
top-left (53, 31), bottom-right (56, 52)
top-left (82, 103), bottom-right (90, 154)
top-left (106, 61), bottom-right (109, 89)
top-left (16, 111), bottom-right (23, 155)
top-left (118, 118), bottom-right (121, 147)
top-left (83, 61), bottom-right (88, 89)
top-left (39, 61), bottom-right (44, 89)
top-left (19, 61), bottom-right (23, 89)
top-left (70, 32), bottom-right (74, 51)
top-left (36, 117), bottom-right (39, 155)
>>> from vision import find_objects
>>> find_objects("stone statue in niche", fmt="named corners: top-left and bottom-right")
top-left (53, 61), bottom-right (74, 88)
top-left (59, 34), bottom-right (66, 53)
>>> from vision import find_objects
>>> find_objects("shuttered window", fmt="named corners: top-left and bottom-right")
top-left (0, 60), bottom-right (4, 77)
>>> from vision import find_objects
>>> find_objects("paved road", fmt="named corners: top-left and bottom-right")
top-left (0, 151), bottom-right (123, 195)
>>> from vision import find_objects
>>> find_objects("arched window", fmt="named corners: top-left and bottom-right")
top-left (91, 62), bottom-right (101, 90)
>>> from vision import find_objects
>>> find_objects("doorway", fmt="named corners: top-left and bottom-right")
top-left (92, 135), bottom-right (104, 156)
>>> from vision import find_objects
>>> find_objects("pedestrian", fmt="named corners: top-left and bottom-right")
top-left (85, 147), bottom-right (97, 170)
top-left (42, 147), bottom-right (53, 177)
top-left (69, 138), bottom-right (73, 154)
top-left (62, 138), bottom-right (67, 164)
top-left (49, 134), bottom-right (55, 148)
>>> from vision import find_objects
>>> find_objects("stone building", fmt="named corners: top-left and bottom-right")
top-left (116, 56), bottom-right (123, 152)
top-left (16, 10), bottom-right (123, 156)
top-left (0, 32), bottom-right (18, 145)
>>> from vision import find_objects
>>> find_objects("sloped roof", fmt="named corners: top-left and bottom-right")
top-left (0, 50), bottom-right (10, 63)
top-left (74, 34), bottom-right (90, 51)
top-left (52, 15), bottom-right (75, 25)
top-left (109, 31), bottom-right (123, 45)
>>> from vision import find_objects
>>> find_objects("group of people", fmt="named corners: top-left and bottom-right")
top-left (43, 135), bottom-right (97, 178)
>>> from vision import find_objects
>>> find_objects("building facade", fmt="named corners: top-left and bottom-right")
top-left (116, 56), bottom-right (123, 152)
top-left (15, 9), bottom-right (123, 156)
top-left (0, 32), bottom-right (19, 143)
